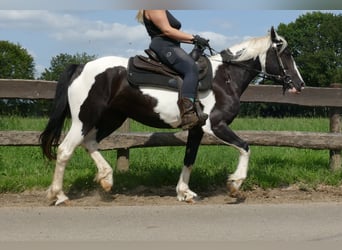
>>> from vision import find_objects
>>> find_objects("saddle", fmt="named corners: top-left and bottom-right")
top-left (127, 49), bottom-right (213, 92)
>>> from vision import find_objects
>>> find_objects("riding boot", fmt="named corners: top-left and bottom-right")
top-left (194, 99), bottom-right (209, 126)
top-left (177, 97), bottom-right (200, 130)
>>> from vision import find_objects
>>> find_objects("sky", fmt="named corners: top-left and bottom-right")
top-left (0, 1), bottom-right (341, 77)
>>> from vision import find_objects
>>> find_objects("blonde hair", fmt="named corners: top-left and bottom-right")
top-left (136, 10), bottom-right (144, 24)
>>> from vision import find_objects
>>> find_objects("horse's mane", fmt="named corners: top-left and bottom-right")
top-left (225, 33), bottom-right (287, 62)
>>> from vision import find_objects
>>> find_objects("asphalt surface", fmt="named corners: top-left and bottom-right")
top-left (1, 202), bottom-right (342, 242)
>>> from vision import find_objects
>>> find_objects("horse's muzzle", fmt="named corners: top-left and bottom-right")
top-left (288, 81), bottom-right (305, 94)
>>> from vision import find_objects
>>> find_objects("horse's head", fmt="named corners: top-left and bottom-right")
top-left (265, 27), bottom-right (305, 94)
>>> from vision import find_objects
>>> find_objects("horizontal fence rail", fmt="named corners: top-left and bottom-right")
top-left (1, 79), bottom-right (341, 170)
top-left (1, 130), bottom-right (342, 151)
top-left (0, 79), bottom-right (57, 99)
top-left (1, 79), bottom-right (342, 107)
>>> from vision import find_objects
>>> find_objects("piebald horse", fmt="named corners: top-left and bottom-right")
top-left (40, 27), bottom-right (304, 205)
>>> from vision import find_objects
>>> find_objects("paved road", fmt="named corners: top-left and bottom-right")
top-left (1, 202), bottom-right (342, 242)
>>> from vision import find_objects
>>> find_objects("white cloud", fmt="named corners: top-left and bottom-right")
top-left (0, 0), bottom-right (116, 10)
top-left (0, 10), bottom-right (152, 75)
top-left (0, 10), bottom-right (243, 51)
top-left (0, 11), bottom-right (66, 30)
top-left (52, 21), bottom-right (146, 43)
top-left (0, 10), bottom-right (249, 77)
top-left (198, 31), bottom-right (243, 50)
top-left (0, 11), bottom-right (147, 45)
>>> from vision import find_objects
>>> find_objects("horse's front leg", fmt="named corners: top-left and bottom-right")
top-left (227, 147), bottom-right (250, 197)
top-left (211, 121), bottom-right (250, 197)
top-left (176, 126), bottom-right (203, 202)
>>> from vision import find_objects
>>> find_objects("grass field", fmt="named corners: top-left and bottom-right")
top-left (0, 116), bottom-right (341, 193)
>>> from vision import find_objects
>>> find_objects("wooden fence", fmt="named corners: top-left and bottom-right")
top-left (1, 79), bottom-right (341, 170)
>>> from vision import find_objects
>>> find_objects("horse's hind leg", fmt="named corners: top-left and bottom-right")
top-left (47, 123), bottom-right (84, 205)
top-left (82, 130), bottom-right (113, 192)
top-left (176, 126), bottom-right (204, 202)
top-left (83, 115), bottom-right (128, 192)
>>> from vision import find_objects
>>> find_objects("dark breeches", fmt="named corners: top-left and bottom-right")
top-left (150, 38), bottom-right (198, 99)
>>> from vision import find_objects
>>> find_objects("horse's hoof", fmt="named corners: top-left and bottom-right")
top-left (185, 195), bottom-right (201, 204)
top-left (100, 179), bottom-right (112, 192)
top-left (185, 198), bottom-right (196, 204)
top-left (178, 196), bottom-right (197, 203)
top-left (47, 187), bottom-right (70, 206)
top-left (227, 179), bottom-right (243, 197)
top-left (177, 189), bottom-right (198, 203)
top-left (225, 193), bottom-right (246, 204)
top-left (46, 187), bottom-right (56, 201)
top-left (54, 197), bottom-right (71, 206)
top-left (52, 191), bottom-right (71, 206)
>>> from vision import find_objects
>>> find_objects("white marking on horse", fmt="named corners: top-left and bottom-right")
top-left (176, 166), bottom-right (198, 201)
top-left (139, 88), bottom-right (181, 128)
top-left (291, 55), bottom-right (305, 83)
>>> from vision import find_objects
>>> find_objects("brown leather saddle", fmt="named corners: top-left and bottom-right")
top-left (127, 49), bottom-right (213, 92)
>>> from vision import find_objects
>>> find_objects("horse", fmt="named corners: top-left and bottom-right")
top-left (40, 27), bottom-right (304, 205)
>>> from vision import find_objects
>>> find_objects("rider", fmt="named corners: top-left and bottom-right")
top-left (136, 10), bottom-right (210, 130)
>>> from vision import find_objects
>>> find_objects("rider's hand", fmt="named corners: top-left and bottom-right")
top-left (192, 35), bottom-right (210, 48)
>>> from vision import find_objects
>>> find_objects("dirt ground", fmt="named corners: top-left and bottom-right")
top-left (1, 184), bottom-right (342, 207)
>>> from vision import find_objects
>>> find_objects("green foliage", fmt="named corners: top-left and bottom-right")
top-left (0, 40), bottom-right (35, 79)
top-left (277, 11), bottom-right (342, 87)
top-left (239, 102), bottom-right (330, 118)
top-left (0, 41), bottom-right (37, 117)
top-left (39, 52), bottom-right (97, 81)
top-left (1, 52), bottom-right (97, 116)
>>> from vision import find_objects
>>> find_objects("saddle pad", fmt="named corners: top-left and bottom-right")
top-left (127, 57), bottom-right (181, 91)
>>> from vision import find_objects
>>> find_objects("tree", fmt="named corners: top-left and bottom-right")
top-left (0, 41), bottom-right (36, 116)
top-left (33, 52), bottom-right (97, 116)
top-left (277, 12), bottom-right (342, 87)
top-left (0, 41), bottom-right (35, 79)
top-left (40, 52), bottom-right (96, 81)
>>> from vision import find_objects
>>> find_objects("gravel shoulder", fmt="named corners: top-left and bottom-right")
top-left (1, 184), bottom-right (342, 207)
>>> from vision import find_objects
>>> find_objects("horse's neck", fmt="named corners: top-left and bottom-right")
top-left (210, 36), bottom-right (269, 96)
top-left (212, 58), bottom-right (261, 97)
top-left (234, 58), bottom-right (261, 95)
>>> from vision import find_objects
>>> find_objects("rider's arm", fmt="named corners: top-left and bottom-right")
top-left (144, 10), bottom-right (194, 44)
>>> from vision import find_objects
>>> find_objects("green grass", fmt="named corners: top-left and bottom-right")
top-left (0, 116), bottom-right (341, 193)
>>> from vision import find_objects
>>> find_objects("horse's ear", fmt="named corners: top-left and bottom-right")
top-left (270, 26), bottom-right (278, 42)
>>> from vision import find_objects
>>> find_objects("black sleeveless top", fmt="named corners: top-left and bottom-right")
top-left (143, 10), bottom-right (181, 38)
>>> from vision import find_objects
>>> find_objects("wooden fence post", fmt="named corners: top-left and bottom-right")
top-left (329, 83), bottom-right (342, 171)
top-left (116, 119), bottom-right (130, 172)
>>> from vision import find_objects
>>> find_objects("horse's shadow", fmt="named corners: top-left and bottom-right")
top-left (65, 176), bottom-right (246, 205)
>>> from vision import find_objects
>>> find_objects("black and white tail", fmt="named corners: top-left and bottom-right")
top-left (40, 64), bottom-right (81, 160)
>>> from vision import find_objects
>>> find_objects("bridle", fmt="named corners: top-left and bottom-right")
top-left (208, 41), bottom-right (294, 94)
top-left (268, 41), bottom-right (294, 93)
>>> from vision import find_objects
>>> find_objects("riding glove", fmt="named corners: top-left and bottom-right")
top-left (192, 35), bottom-right (210, 48)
